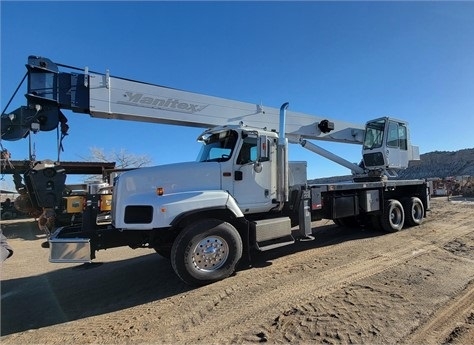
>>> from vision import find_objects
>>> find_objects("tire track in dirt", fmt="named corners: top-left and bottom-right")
top-left (188, 243), bottom-right (436, 343)
top-left (179, 207), bottom-right (474, 343)
top-left (151, 236), bottom-right (438, 342)
top-left (46, 231), bottom-right (404, 342)
top-left (404, 279), bottom-right (474, 345)
top-left (251, 251), bottom-right (474, 345)
top-left (86, 235), bottom-right (401, 343)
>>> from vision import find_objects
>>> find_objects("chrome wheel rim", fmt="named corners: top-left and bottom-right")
top-left (191, 236), bottom-right (229, 272)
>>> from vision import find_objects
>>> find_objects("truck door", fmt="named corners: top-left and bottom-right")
top-left (230, 135), bottom-right (275, 213)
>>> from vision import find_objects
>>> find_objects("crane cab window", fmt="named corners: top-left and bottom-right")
top-left (386, 121), bottom-right (408, 150)
top-left (387, 122), bottom-right (399, 148)
top-left (399, 124), bottom-right (408, 150)
top-left (364, 119), bottom-right (385, 149)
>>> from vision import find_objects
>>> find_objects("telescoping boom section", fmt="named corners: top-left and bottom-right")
top-left (2, 56), bottom-right (364, 146)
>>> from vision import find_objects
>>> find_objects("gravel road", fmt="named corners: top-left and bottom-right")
top-left (1, 197), bottom-right (473, 344)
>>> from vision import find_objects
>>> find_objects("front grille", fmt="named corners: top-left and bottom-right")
top-left (124, 205), bottom-right (153, 224)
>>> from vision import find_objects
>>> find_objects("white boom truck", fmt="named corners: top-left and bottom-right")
top-left (1, 56), bottom-right (429, 286)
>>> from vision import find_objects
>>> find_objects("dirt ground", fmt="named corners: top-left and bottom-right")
top-left (1, 196), bottom-right (473, 344)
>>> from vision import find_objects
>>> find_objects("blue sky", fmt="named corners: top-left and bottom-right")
top-left (1, 1), bottom-right (474, 187)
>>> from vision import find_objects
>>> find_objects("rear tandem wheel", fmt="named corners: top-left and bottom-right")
top-left (380, 199), bottom-right (405, 233)
top-left (402, 197), bottom-right (424, 227)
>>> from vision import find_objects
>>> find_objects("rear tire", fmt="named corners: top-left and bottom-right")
top-left (381, 199), bottom-right (405, 232)
top-left (402, 197), bottom-right (424, 227)
top-left (171, 219), bottom-right (243, 286)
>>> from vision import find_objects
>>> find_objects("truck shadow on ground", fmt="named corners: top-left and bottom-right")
top-left (1, 253), bottom-right (191, 336)
top-left (251, 222), bottom-right (385, 267)
top-left (1, 222), bottom-right (385, 336)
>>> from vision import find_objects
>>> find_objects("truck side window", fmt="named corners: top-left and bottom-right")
top-left (237, 138), bottom-right (257, 165)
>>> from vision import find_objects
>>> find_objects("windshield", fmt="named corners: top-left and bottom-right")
top-left (196, 130), bottom-right (238, 162)
top-left (363, 119), bottom-right (385, 149)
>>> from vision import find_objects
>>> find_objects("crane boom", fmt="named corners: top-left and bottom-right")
top-left (2, 55), bottom-right (419, 176)
top-left (1, 56), bottom-right (364, 145)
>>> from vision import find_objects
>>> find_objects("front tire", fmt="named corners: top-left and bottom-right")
top-left (171, 219), bottom-right (243, 286)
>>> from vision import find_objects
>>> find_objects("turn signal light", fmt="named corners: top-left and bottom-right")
top-left (156, 187), bottom-right (164, 196)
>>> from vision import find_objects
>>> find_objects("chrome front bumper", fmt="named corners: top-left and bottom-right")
top-left (49, 237), bottom-right (92, 263)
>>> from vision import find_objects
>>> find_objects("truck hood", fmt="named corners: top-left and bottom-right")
top-left (116, 161), bottom-right (222, 198)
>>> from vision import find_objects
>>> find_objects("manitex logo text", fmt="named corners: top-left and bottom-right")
top-left (119, 92), bottom-right (208, 113)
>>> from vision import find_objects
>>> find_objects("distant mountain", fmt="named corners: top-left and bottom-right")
top-left (309, 148), bottom-right (474, 184)
top-left (398, 148), bottom-right (474, 180)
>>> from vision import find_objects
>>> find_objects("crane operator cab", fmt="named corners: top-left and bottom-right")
top-left (362, 117), bottom-right (419, 178)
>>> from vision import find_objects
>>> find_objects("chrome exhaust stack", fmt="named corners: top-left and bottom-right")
top-left (276, 102), bottom-right (289, 206)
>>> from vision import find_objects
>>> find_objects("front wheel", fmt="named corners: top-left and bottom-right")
top-left (171, 219), bottom-right (243, 286)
